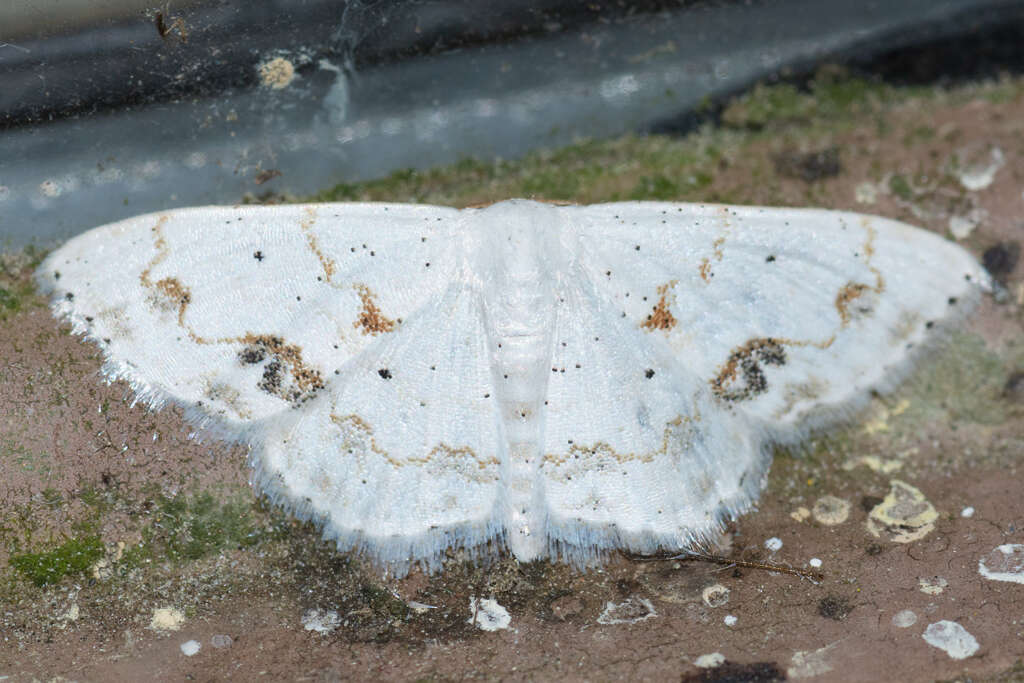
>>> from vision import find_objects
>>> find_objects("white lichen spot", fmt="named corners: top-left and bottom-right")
top-left (764, 536), bottom-right (783, 552)
top-left (809, 558), bottom-right (822, 569)
top-left (978, 544), bottom-right (1024, 584)
top-left (695, 653), bottom-right (725, 668)
top-left (258, 57), bottom-right (296, 89)
top-left (812, 495), bottom-right (851, 525)
top-left (597, 597), bottom-right (657, 625)
top-left (701, 583), bottom-right (730, 608)
top-left (724, 615), bottom-right (738, 626)
top-left (302, 608), bottom-right (340, 634)
top-left (892, 609), bottom-right (918, 628)
top-left (468, 597), bottom-right (511, 631)
top-left (180, 640), bottom-right (201, 656)
top-left (956, 146), bottom-right (1004, 191)
top-left (184, 152), bottom-right (207, 169)
top-left (57, 602), bottom-right (80, 628)
top-left (39, 179), bottom-right (62, 198)
top-left (91, 557), bottom-right (112, 580)
top-left (787, 642), bottom-right (838, 679)
top-left (854, 182), bottom-right (878, 204)
top-left (866, 480), bottom-right (938, 543)
top-left (960, 506), bottom-right (975, 518)
top-left (918, 576), bottom-right (948, 595)
top-left (149, 607), bottom-right (185, 631)
top-left (210, 634), bottom-right (233, 649)
top-left (949, 208), bottom-right (987, 241)
top-left (922, 621), bottom-right (979, 660)
top-left (136, 160), bottom-right (163, 180)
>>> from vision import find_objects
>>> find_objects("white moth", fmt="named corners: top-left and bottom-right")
top-left (37, 200), bottom-right (987, 573)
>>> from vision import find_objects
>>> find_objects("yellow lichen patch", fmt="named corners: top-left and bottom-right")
top-left (866, 480), bottom-right (938, 543)
top-left (790, 506), bottom-right (811, 522)
top-left (861, 398), bottom-right (910, 434)
top-left (641, 280), bottom-right (678, 332)
top-left (811, 495), bottom-right (850, 525)
top-left (353, 283), bottom-right (396, 335)
top-left (258, 57), bottom-right (295, 89)
top-left (842, 454), bottom-right (905, 474)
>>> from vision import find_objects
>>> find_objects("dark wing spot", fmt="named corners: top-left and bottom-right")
top-left (237, 334), bottom-right (324, 405)
top-left (711, 338), bottom-right (787, 402)
top-left (378, 368), bottom-right (392, 380)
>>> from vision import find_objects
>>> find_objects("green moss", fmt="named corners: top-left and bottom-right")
top-left (10, 535), bottom-right (104, 587)
top-left (721, 82), bottom-right (812, 129)
top-left (0, 280), bottom-right (40, 322)
top-left (77, 485), bottom-right (111, 511)
top-left (0, 438), bottom-right (53, 476)
top-left (888, 174), bottom-right (913, 200)
top-left (143, 491), bottom-right (265, 562)
top-left (0, 245), bottom-right (46, 322)
top-left (716, 67), bottom-right (937, 136)
top-left (629, 174), bottom-right (682, 200)
top-left (361, 583), bottom-right (410, 620)
top-left (40, 488), bottom-right (63, 509)
top-left (902, 125), bottom-right (935, 146)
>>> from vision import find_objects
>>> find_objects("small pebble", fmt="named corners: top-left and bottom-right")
top-left (180, 640), bottom-right (201, 657)
top-left (764, 537), bottom-right (783, 552)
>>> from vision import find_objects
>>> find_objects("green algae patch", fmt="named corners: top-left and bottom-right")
top-left (141, 491), bottom-right (266, 563)
top-left (0, 246), bottom-right (47, 323)
top-left (10, 535), bottom-right (104, 587)
top-left (905, 330), bottom-right (1009, 427)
